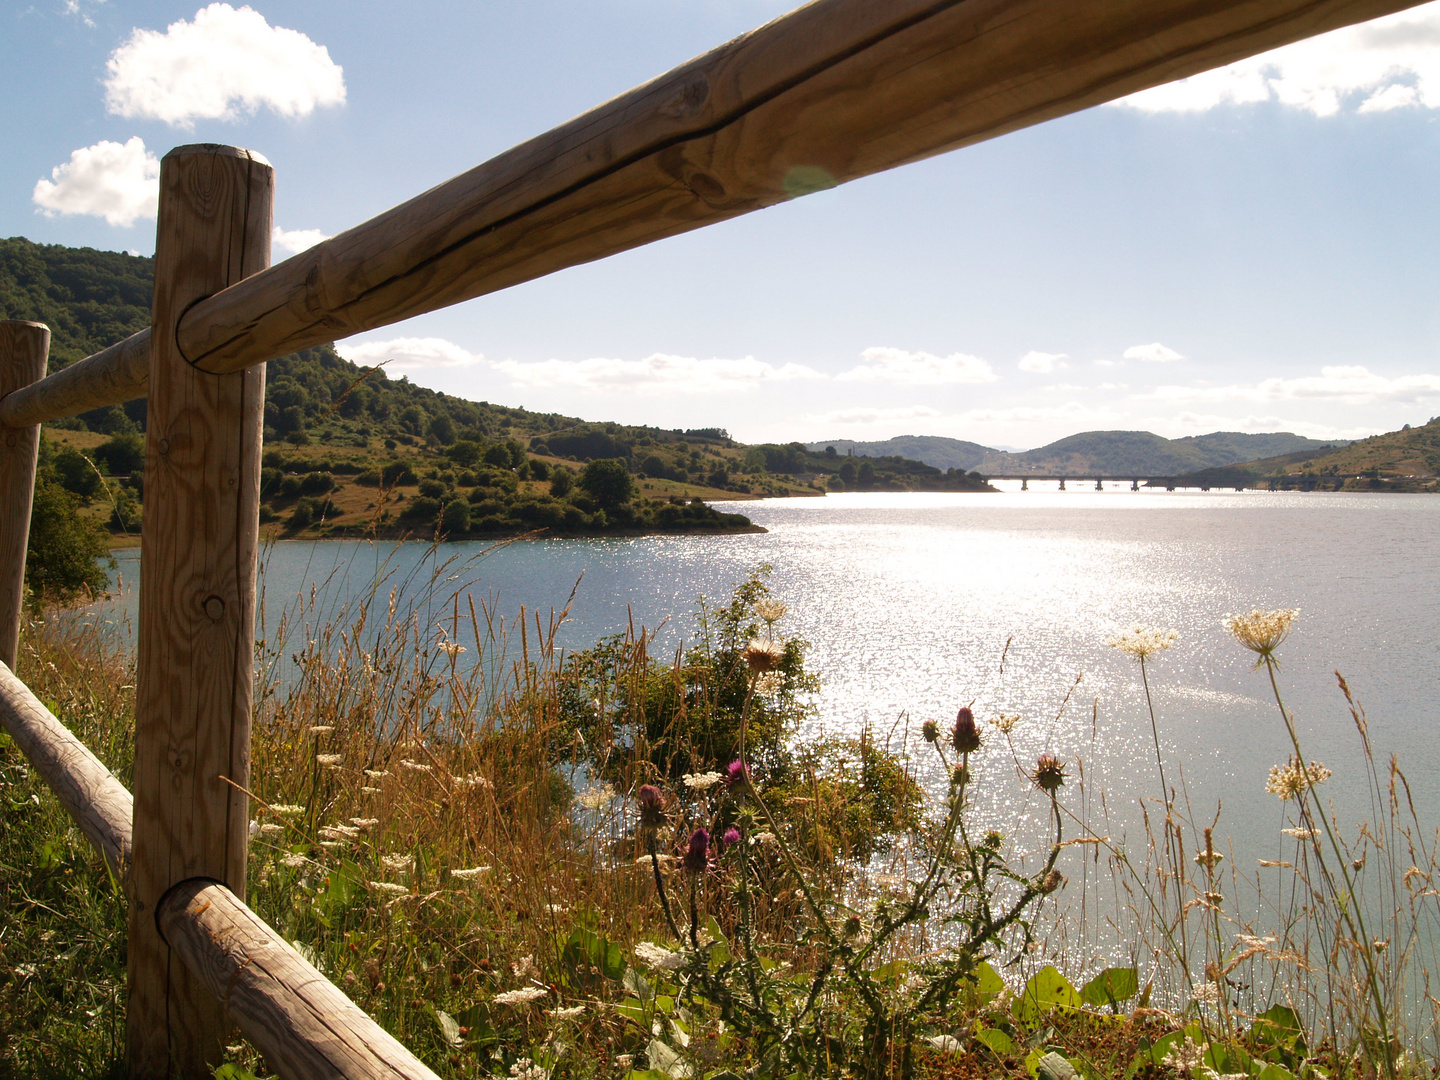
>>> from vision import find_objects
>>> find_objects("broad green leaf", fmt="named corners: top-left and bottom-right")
top-left (1079, 967), bottom-right (1139, 1012)
top-left (615, 998), bottom-right (647, 1024)
top-left (971, 960), bottom-right (1006, 1003)
top-left (623, 967), bottom-right (652, 1000)
top-left (1257, 1064), bottom-right (1296, 1080)
top-left (647, 1038), bottom-right (692, 1078)
top-left (1016, 965), bottom-right (1080, 1026)
top-left (1024, 1047), bottom-right (1045, 1079)
top-left (213, 1065), bottom-right (261, 1080)
top-left (975, 1026), bottom-right (1019, 1058)
top-left (433, 1008), bottom-right (462, 1046)
top-left (623, 1072), bottom-right (672, 1080)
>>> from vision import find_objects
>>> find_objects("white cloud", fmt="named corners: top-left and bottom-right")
top-left (1115, 2), bottom-right (1440, 116)
top-left (836, 346), bottom-right (998, 385)
top-left (491, 353), bottom-right (823, 395)
top-left (1019, 350), bottom-right (1067, 374)
top-left (105, 3), bottom-right (346, 127)
top-left (32, 137), bottom-right (159, 227)
top-left (1146, 365), bottom-right (1440, 405)
top-left (272, 226), bottom-right (329, 255)
top-left (804, 405), bottom-right (944, 427)
top-left (336, 337), bottom-right (483, 372)
top-left (1124, 342), bottom-right (1184, 363)
top-left (1162, 411), bottom-right (1381, 441)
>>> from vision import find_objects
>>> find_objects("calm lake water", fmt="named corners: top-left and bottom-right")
top-left (97, 486), bottom-right (1439, 882)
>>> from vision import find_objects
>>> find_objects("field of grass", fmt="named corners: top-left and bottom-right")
top-left (2, 556), bottom-right (1438, 1079)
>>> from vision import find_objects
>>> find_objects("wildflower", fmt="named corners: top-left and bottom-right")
top-left (681, 771), bottom-right (723, 791)
top-left (1194, 849), bottom-right (1224, 870)
top-left (1265, 757), bottom-right (1332, 801)
top-left (512, 955), bottom-right (539, 979)
top-left (349, 817), bottom-right (378, 828)
top-left (398, 759), bottom-right (433, 773)
top-left (753, 671), bottom-right (783, 696)
top-left (751, 831), bottom-right (777, 846)
top-left (318, 840), bottom-right (343, 849)
top-left (369, 881), bottom-right (409, 895)
top-left (742, 638), bottom-right (784, 673)
top-left (635, 853), bottom-right (676, 866)
top-left (308, 725), bottom-right (335, 734)
top-left (455, 773), bottom-right (493, 789)
top-left (682, 828), bottom-right (711, 872)
top-left (636, 784), bottom-right (666, 830)
top-left (450, 866), bottom-right (491, 880)
top-left (754, 598), bottom-right (788, 623)
top-left (921, 720), bottom-right (939, 743)
top-left (318, 824), bottom-right (359, 840)
top-left (361, 786), bottom-right (381, 794)
top-left (508, 1057), bottom-right (546, 1080)
top-left (259, 823), bottom-right (285, 836)
top-left (990, 713), bottom-right (1020, 734)
top-left (381, 853), bottom-right (415, 871)
top-left (316, 754), bottom-right (343, 768)
top-left (436, 640), bottom-right (466, 657)
top-left (1162, 1035), bottom-right (1206, 1076)
top-left (1032, 753), bottom-right (1066, 793)
top-left (281, 853), bottom-right (310, 868)
top-left (493, 987), bottom-right (548, 1006)
top-left (1108, 625), bottom-right (1178, 660)
top-left (722, 826), bottom-right (741, 848)
top-left (363, 769), bottom-right (392, 779)
top-left (952, 707), bottom-right (981, 755)
top-left (634, 941), bottom-right (685, 970)
top-left (1281, 827), bottom-right (1315, 840)
top-left (1223, 608), bottom-right (1299, 661)
top-left (726, 759), bottom-right (752, 793)
top-left (549, 1005), bottom-right (585, 1020)
top-left (576, 782), bottom-right (616, 809)
top-left (271, 803), bottom-right (305, 815)
top-left (1192, 982), bottom-right (1221, 1005)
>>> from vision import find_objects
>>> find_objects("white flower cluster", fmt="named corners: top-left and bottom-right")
top-left (634, 941), bottom-right (686, 971)
top-left (493, 986), bottom-right (548, 1006)
top-left (681, 771), bottom-right (723, 791)
top-left (398, 759), bottom-right (433, 773)
top-left (1108, 625), bottom-right (1178, 660)
top-left (1266, 758), bottom-right (1332, 800)
top-left (315, 753), bottom-right (343, 767)
top-left (576, 782), bottom-right (616, 809)
top-left (455, 772), bottom-right (493, 789)
top-left (450, 866), bottom-right (491, 881)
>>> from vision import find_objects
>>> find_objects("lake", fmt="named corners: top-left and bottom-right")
top-left (96, 486), bottom-right (1439, 889)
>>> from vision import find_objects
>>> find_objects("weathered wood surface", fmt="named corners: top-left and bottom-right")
top-left (0, 322), bottom-right (48, 666)
top-left (158, 879), bottom-right (443, 1080)
top-left (129, 144), bottom-right (272, 1080)
top-left (0, 327), bottom-right (149, 429)
top-left (175, 0), bottom-right (1426, 375)
top-left (0, 659), bottom-right (133, 878)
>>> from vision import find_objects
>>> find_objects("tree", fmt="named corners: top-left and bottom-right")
top-left (25, 475), bottom-right (113, 609)
top-left (440, 498), bottom-right (471, 533)
top-left (578, 458), bottom-right (634, 510)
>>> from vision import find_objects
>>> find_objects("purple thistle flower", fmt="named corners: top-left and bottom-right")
top-left (637, 784), bottom-right (665, 829)
top-left (952, 707), bottom-right (981, 755)
top-left (683, 828), bottom-right (711, 872)
top-left (723, 826), bottom-right (741, 848)
top-left (726, 760), bottom-right (751, 792)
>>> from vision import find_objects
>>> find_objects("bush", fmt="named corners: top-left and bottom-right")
top-left (578, 458), bottom-right (633, 509)
top-left (52, 446), bottom-right (102, 499)
top-left (298, 471), bottom-right (335, 495)
top-left (439, 498), bottom-right (470, 533)
top-left (549, 468), bottom-right (574, 498)
top-left (25, 476), bottom-right (113, 608)
top-left (402, 495), bottom-right (443, 520)
top-left (418, 478), bottom-right (447, 499)
top-left (93, 433), bottom-right (145, 475)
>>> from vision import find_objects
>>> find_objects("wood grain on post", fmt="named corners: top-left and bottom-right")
top-left (158, 880), bottom-right (443, 1080)
top-left (129, 144), bottom-right (271, 1080)
top-left (0, 322), bottom-right (49, 667)
top-left (0, 659), bottom-right (133, 878)
top-left (0, 327), bottom-right (149, 429)
top-left (174, 0), bottom-right (1425, 375)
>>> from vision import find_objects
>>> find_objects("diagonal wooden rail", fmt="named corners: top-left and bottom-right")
top-left (0, 0), bottom-right (1426, 429)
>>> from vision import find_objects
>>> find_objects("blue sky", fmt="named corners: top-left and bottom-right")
top-left (6, 0), bottom-right (1440, 449)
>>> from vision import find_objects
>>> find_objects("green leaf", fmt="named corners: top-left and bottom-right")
top-left (615, 998), bottom-right (647, 1024)
top-left (623, 967), bottom-right (652, 1000)
top-left (975, 1026), bottom-right (1020, 1059)
top-left (1016, 966), bottom-right (1080, 1026)
top-left (647, 1038), bottom-right (692, 1078)
top-left (433, 1007), bottom-right (462, 1046)
top-left (971, 960), bottom-right (1006, 1002)
top-left (213, 1066), bottom-right (261, 1080)
top-left (1256, 1065), bottom-right (1296, 1080)
top-left (1079, 967), bottom-right (1139, 1012)
top-left (562, 926), bottom-right (627, 981)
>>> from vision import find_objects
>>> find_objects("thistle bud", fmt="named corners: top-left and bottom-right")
top-left (682, 828), bottom-right (711, 872)
top-left (1032, 753), bottom-right (1066, 793)
top-left (722, 826), bottom-right (741, 848)
top-left (637, 784), bottom-right (666, 830)
top-left (952, 707), bottom-right (981, 755)
top-left (921, 720), bottom-right (939, 744)
top-left (726, 759), bottom-right (752, 793)
top-left (1039, 869), bottom-right (1065, 894)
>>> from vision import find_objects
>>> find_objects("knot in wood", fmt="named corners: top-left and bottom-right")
top-left (203, 595), bottom-right (227, 621)
top-left (4, 433), bottom-right (15, 448)
top-left (157, 438), bottom-right (171, 456)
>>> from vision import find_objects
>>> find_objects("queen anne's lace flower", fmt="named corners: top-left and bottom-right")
top-left (1224, 608), bottom-right (1299, 660)
top-left (1108, 625), bottom-right (1178, 659)
top-left (369, 881), bottom-right (408, 895)
top-left (634, 941), bottom-right (685, 970)
top-left (753, 598), bottom-right (788, 623)
top-left (493, 987), bottom-right (548, 1006)
top-left (316, 753), bottom-right (343, 767)
top-left (681, 771), bottom-right (723, 791)
top-left (1266, 757), bottom-right (1332, 800)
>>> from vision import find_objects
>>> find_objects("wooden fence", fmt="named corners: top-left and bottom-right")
top-left (0, 0), bottom-right (1424, 1075)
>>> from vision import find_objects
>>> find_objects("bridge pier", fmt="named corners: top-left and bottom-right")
top-left (1057, 478), bottom-right (1065, 491)
top-left (1095, 478), bottom-right (1103, 491)
top-left (1020, 478), bottom-right (1028, 491)
top-left (1131, 479), bottom-right (1140, 491)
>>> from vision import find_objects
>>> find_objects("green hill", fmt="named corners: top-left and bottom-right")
top-left (2, 237), bottom-right (991, 544)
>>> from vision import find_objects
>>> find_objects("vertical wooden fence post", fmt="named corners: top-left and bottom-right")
top-left (0, 321), bottom-right (50, 669)
top-left (128, 144), bottom-right (272, 1079)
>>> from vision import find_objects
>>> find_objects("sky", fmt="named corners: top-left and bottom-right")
top-left (6, 1), bottom-right (1440, 450)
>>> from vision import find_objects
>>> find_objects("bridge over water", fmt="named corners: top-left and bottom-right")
top-left (984, 475), bottom-right (1335, 492)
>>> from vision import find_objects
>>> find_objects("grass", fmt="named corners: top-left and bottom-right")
top-left (2, 552), bottom-right (1438, 1078)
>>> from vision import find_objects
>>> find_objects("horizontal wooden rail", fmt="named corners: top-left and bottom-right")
top-left (0, 0), bottom-right (1424, 426)
top-left (0, 659), bottom-right (132, 878)
top-left (170, 0), bottom-right (1426, 376)
top-left (0, 329), bottom-right (149, 429)
top-left (158, 879), bottom-right (443, 1080)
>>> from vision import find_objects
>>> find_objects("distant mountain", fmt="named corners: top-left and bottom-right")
top-left (808, 430), bottom-right (1340, 476)
top-left (805, 436), bottom-right (994, 472)
top-left (1263, 418), bottom-right (1440, 478)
